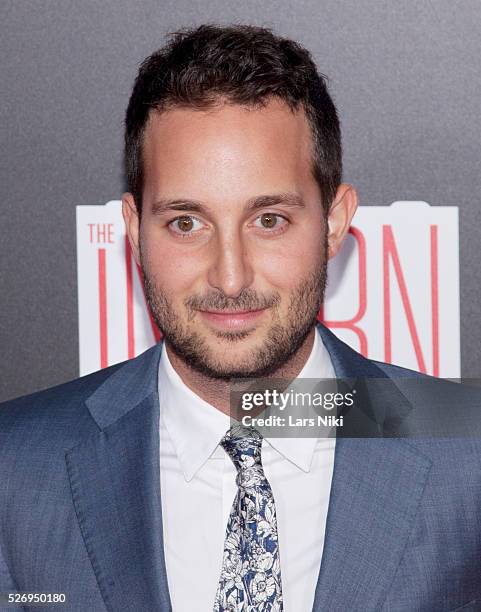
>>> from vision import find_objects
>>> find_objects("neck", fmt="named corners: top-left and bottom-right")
top-left (166, 327), bottom-right (316, 416)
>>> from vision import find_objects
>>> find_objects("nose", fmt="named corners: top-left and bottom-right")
top-left (207, 227), bottom-right (254, 298)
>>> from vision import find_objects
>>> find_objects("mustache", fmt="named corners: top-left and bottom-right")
top-left (184, 288), bottom-right (281, 313)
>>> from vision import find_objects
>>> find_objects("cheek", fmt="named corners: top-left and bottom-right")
top-left (255, 232), bottom-right (325, 287)
top-left (140, 233), bottom-right (199, 294)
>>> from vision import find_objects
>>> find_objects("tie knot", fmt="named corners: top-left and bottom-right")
top-left (220, 424), bottom-right (263, 473)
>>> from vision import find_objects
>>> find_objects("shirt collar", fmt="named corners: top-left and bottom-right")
top-left (263, 326), bottom-right (336, 473)
top-left (158, 344), bottom-right (230, 482)
top-left (158, 326), bottom-right (335, 480)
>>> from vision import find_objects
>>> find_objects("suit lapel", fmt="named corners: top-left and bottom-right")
top-left (313, 324), bottom-right (432, 610)
top-left (65, 343), bottom-right (172, 612)
top-left (312, 436), bottom-right (431, 610)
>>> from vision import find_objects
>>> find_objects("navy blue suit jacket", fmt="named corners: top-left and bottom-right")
top-left (1, 323), bottom-right (480, 611)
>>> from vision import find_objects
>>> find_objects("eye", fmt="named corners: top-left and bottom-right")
top-left (253, 213), bottom-right (288, 231)
top-left (168, 215), bottom-right (204, 235)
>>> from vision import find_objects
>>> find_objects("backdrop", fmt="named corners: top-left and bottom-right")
top-left (1, 0), bottom-right (480, 402)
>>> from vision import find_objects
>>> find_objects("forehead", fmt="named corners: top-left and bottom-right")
top-left (141, 99), bottom-right (317, 201)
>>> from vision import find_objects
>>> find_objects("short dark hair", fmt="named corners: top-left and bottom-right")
top-left (124, 24), bottom-right (342, 216)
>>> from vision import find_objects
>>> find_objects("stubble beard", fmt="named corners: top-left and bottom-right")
top-left (140, 246), bottom-right (327, 381)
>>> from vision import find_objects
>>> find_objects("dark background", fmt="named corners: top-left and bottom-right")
top-left (1, 0), bottom-right (480, 401)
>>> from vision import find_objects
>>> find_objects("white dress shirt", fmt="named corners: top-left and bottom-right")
top-left (158, 327), bottom-right (336, 611)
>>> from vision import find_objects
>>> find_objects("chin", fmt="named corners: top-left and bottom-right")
top-left (201, 323), bottom-right (257, 338)
top-left (207, 332), bottom-right (267, 352)
top-left (203, 342), bottom-right (259, 364)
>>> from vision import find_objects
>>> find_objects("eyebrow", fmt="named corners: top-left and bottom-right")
top-left (150, 193), bottom-right (306, 216)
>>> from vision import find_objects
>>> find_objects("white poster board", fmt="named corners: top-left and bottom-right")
top-left (77, 201), bottom-right (460, 377)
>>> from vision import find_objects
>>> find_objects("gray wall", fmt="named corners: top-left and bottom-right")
top-left (1, 0), bottom-right (480, 401)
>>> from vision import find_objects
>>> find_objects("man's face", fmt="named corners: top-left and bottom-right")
top-left (124, 98), bottom-right (354, 380)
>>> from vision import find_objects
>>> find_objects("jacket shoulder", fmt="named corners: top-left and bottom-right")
top-left (0, 361), bottom-right (125, 414)
top-left (0, 362), bottom-right (127, 449)
top-left (371, 359), bottom-right (432, 379)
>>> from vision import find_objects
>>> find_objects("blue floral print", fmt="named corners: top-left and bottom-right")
top-left (214, 425), bottom-right (283, 612)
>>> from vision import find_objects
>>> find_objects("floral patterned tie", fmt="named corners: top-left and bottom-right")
top-left (214, 424), bottom-right (283, 612)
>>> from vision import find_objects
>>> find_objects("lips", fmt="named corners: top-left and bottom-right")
top-left (199, 308), bottom-right (266, 330)
top-left (203, 309), bottom-right (261, 315)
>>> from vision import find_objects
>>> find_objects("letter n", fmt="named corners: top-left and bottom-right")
top-left (383, 225), bottom-right (439, 374)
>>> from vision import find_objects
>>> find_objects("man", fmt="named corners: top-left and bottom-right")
top-left (1, 24), bottom-right (480, 612)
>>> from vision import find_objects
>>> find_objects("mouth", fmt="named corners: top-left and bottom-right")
top-left (198, 308), bottom-right (267, 330)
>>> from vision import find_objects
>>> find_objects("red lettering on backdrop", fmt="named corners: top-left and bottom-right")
top-left (125, 236), bottom-right (161, 358)
top-left (98, 248), bottom-right (108, 368)
top-left (383, 225), bottom-right (439, 374)
top-left (125, 236), bottom-right (135, 359)
top-left (430, 225), bottom-right (439, 376)
top-left (320, 227), bottom-right (368, 356)
top-left (88, 223), bottom-right (115, 244)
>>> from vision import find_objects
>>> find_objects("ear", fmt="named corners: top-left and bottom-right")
top-left (122, 192), bottom-right (141, 266)
top-left (327, 183), bottom-right (359, 260)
